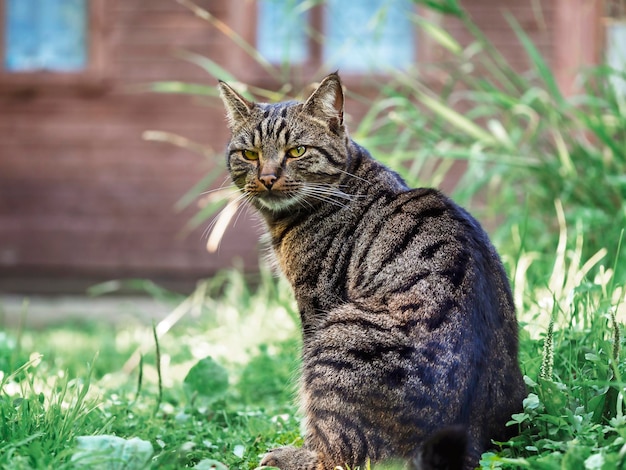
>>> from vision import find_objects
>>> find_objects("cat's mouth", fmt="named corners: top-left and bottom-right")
top-left (255, 189), bottom-right (300, 212)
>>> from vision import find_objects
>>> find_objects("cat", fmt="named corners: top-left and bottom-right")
top-left (217, 72), bottom-right (526, 470)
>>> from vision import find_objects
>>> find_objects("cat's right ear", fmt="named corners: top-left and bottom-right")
top-left (218, 81), bottom-right (255, 129)
top-left (303, 72), bottom-right (344, 133)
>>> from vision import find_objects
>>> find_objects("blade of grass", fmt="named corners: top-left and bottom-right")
top-left (141, 81), bottom-right (217, 96)
top-left (176, 171), bottom-right (226, 213)
top-left (505, 12), bottom-right (565, 106)
top-left (414, 89), bottom-right (499, 146)
top-left (152, 323), bottom-right (163, 416)
top-left (174, 49), bottom-right (240, 83)
top-left (142, 130), bottom-right (215, 159)
top-left (183, 197), bottom-right (229, 236)
top-left (410, 14), bottom-right (463, 55)
top-left (176, 0), bottom-right (281, 81)
top-left (412, 0), bottom-right (465, 17)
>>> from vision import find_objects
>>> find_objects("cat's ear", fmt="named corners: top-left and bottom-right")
top-left (218, 80), bottom-right (255, 129)
top-left (303, 72), bottom-right (344, 131)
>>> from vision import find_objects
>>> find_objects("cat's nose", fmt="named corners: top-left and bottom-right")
top-left (259, 174), bottom-right (277, 189)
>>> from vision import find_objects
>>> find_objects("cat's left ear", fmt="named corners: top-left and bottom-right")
top-left (303, 72), bottom-right (344, 132)
top-left (218, 80), bottom-right (256, 129)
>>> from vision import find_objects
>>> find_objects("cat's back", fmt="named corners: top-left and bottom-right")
top-left (345, 183), bottom-right (508, 312)
top-left (300, 182), bottom-right (523, 462)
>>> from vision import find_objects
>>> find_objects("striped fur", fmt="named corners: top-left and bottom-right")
top-left (218, 73), bottom-right (525, 470)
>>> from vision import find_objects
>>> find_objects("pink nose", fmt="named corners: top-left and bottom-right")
top-left (259, 174), bottom-right (277, 189)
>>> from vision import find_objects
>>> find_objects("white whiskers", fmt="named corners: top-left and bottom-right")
top-left (337, 168), bottom-right (372, 185)
top-left (298, 182), bottom-right (360, 209)
top-left (200, 178), bottom-right (363, 252)
top-left (203, 190), bottom-right (252, 253)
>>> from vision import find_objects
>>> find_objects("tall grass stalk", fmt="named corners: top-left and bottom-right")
top-left (144, 2), bottom-right (625, 287)
top-left (379, 7), bottom-right (626, 283)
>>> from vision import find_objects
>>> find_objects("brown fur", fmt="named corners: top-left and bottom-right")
top-left (218, 73), bottom-right (525, 470)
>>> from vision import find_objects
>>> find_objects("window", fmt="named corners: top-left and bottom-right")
top-left (257, 0), bottom-right (416, 73)
top-left (606, 20), bottom-right (626, 95)
top-left (5, 0), bottom-right (87, 72)
top-left (324, 0), bottom-right (415, 72)
top-left (604, 1), bottom-right (626, 96)
top-left (257, 0), bottom-right (309, 65)
top-left (0, 0), bottom-right (108, 90)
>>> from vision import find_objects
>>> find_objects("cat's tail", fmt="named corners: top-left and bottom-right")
top-left (411, 425), bottom-right (467, 470)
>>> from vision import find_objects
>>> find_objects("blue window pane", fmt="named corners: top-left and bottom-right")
top-left (257, 0), bottom-right (309, 64)
top-left (606, 23), bottom-right (626, 96)
top-left (5, 0), bottom-right (87, 72)
top-left (324, 0), bottom-right (415, 73)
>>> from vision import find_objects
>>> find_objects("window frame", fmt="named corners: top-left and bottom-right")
top-left (602, 10), bottom-right (626, 96)
top-left (239, 1), bottom-right (426, 87)
top-left (0, 0), bottom-right (111, 93)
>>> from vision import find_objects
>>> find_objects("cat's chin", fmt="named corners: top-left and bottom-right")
top-left (255, 194), bottom-right (300, 213)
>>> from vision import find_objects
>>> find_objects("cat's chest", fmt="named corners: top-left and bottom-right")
top-left (267, 209), bottom-right (360, 297)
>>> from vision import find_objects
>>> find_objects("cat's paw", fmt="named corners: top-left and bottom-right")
top-left (259, 446), bottom-right (318, 470)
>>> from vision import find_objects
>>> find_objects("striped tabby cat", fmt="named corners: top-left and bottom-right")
top-left (218, 73), bottom-right (525, 470)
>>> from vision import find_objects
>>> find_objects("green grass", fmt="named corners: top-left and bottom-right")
top-left (1, 235), bottom-right (625, 468)
top-left (0, 269), bottom-right (304, 469)
top-left (3, 1), bottom-right (625, 468)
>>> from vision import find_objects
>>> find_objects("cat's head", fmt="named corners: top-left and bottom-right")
top-left (218, 73), bottom-right (350, 215)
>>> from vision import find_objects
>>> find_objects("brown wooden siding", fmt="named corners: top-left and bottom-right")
top-left (0, 0), bottom-right (596, 293)
top-left (439, 1), bottom-right (555, 70)
top-left (0, 0), bottom-right (261, 293)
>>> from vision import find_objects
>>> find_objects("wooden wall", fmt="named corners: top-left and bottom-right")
top-left (0, 0), bottom-right (591, 293)
top-left (0, 0), bottom-right (262, 293)
top-left (455, 1), bottom-right (555, 68)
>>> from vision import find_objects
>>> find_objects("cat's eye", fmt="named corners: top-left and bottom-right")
top-left (242, 149), bottom-right (259, 161)
top-left (287, 146), bottom-right (306, 158)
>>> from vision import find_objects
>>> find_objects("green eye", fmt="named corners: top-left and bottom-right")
top-left (242, 149), bottom-right (259, 161)
top-left (287, 146), bottom-right (306, 158)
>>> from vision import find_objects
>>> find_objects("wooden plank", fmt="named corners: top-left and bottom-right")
top-left (114, 62), bottom-right (230, 82)
top-left (0, 108), bottom-right (225, 142)
top-left (0, 127), bottom-right (225, 151)
top-left (113, 40), bottom-right (220, 57)
top-left (553, 0), bottom-right (602, 95)
top-left (114, 0), bottom-right (225, 14)
top-left (113, 11), bottom-right (223, 29)
top-left (0, 213), bottom-right (262, 271)
top-left (111, 29), bottom-right (226, 48)
top-left (0, 114), bottom-right (218, 134)
top-left (0, 145), bottom-right (220, 180)
top-left (0, 87), bottom-right (219, 109)
top-left (0, 178), bottom-right (205, 216)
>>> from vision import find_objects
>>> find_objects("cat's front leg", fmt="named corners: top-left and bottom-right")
top-left (259, 446), bottom-right (321, 470)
